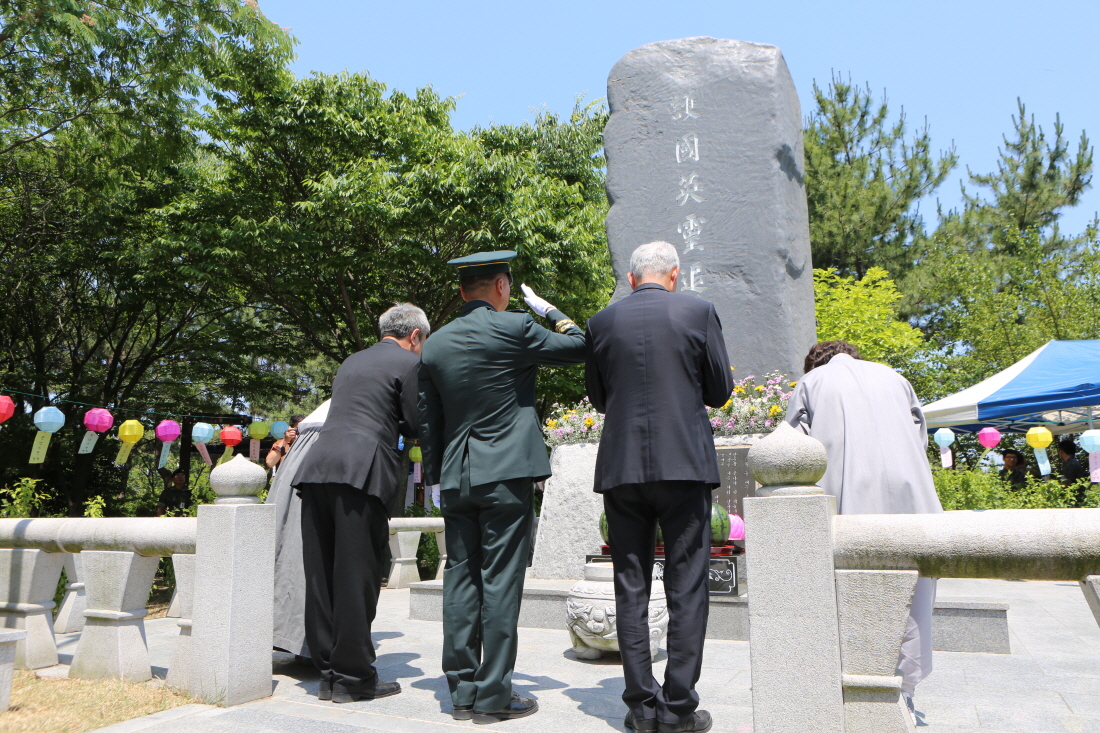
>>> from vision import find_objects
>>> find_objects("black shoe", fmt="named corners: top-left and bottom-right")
top-left (658, 711), bottom-right (712, 733)
top-left (452, 704), bottom-right (473, 720)
top-left (625, 710), bottom-right (658, 732)
top-left (318, 679), bottom-right (332, 701)
top-left (331, 680), bottom-right (402, 703)
top-left (472, 692), bottom-right (539, 724)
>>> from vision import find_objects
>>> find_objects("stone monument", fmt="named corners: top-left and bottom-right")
top-left (604, 37), bottom-right (816, 379)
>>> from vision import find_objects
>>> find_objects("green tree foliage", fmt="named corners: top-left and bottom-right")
top-left (804, 76), bottom-right (956, 279)
top-left (0, 0), bottom-right (293, 159)
top-left (157, 73), bottom-right (612, 405)
top-left (813, 267), bottom-right (924, 368)
top-left (933, 468), bottom-right (1095, 510)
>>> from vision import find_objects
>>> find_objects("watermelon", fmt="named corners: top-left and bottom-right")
top-left (710, 503), bottom-right (731, 544)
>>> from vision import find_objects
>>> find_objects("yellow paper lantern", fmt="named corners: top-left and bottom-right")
top-left (1026, 427), bottom-right (1053, 448)
top-left (115, 419), bottom-right (144, 465)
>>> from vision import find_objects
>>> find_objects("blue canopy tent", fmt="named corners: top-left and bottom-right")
top-left (923, 340), bottom-right (1100, 434)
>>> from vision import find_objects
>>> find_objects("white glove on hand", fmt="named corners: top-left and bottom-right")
top-left (521, 283), bottom-right (556, 318)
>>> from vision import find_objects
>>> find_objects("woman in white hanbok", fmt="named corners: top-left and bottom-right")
top-left (785, 341), bottom-right (942, 721)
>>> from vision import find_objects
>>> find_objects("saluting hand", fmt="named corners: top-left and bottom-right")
top-left (521, 284), bottom-right (555, 317)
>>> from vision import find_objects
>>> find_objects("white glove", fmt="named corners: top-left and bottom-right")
top-left (521, 284), bottom-right (556, 318)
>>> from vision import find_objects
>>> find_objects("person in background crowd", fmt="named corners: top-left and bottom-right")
top-left (156, 469), bottom-right (191, 516)
top-left (1058, 438), bottom-right (1090, 505)
top-left (1000, 449), bottom-right (1029, 488)
top-left (267, 414), bottom-right (305, 472)
top-left (585, 240), bottom-right (733, 733)
top-left (786, 340), bottom-right (943, 726)
top-left (293, 304), bottom-right (428, 704)
top-left (418, 250), bottom-right (585, 724)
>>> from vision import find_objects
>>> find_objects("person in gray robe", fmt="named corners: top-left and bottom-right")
top-left (784, 341), bottom-right (942, 722)
top-left (267, 400), bottom-right (331, 658)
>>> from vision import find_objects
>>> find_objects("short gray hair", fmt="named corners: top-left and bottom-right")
top-left (630, 241), bottom-right (680, 280)
top-left (379, 303), bottom-right (430, 340)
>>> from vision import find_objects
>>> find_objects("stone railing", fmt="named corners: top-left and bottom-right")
top-left (743, 423), bottom-right (1100, 733)
top-left (387, 517), bottom-right (445, 589)
top-left (0, 456), bottom-right (449, 710)
top-left (0, 454), bottom-right (276, 708)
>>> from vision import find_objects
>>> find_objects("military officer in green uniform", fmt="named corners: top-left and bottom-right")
top-left (418, 250), bottom-right (585, 724)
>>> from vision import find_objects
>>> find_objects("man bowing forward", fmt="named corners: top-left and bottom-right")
top-left (586, 241), bottom-right (734, 733)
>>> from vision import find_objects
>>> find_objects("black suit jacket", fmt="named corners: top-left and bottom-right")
top-left (585, 283), bottom-right (734, 493)
top-left (294, 339), bottom-right (420, 510)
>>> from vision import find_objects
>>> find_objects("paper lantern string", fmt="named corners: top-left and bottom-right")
top-left (114, 420), bottom-right (145, 465)
top-left (78, 408), bottom-right (115, 455)
top-left (192, 422), bottom-right (215, 466)
top-left (29, 406), bottom-right (66, 464)
top-left (1026, 426), bottom-right (1053, 476)
top-left (933, 428), bottom-right (955, 468)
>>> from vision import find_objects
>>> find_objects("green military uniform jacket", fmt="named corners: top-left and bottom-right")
top-left (418, 299), bottom-right (585, 489)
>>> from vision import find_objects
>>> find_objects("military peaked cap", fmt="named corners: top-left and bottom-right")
top-left (447, 250), bottom-right (517, 277)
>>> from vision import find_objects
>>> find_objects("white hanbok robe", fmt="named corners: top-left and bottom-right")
top-left (267, 400), bottom-right (330, 657)
top-left (785, 354), bottom-right (942, 695)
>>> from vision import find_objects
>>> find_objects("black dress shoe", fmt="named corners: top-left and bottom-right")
top-left (472, 692), bottom-right (539, 724)
top-left (625, 710), bottom-right (658, 731)
top-left (318, 679), bottom-right (332, 701)
top-left (331, 680), bottom-right (402, 703)
top-left (658, 710), bottom-right (712, 733)
top-left (452, 704), bottom-right (473, 720)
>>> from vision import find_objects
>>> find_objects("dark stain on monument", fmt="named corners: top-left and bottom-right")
top-left (775, 144), bottom-right (804, 186)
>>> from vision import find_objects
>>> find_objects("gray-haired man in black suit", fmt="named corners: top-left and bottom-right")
top-left (294, 303), bottom-right (428, 704)
top-left (585, 241), bottom-right (734, 733)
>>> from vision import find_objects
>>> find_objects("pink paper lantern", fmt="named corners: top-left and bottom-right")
top-left (155, 419), bottom-right (181, 443)
top-left (977, 427), bottom-right (1002, 449)
top-left (729, 514), bottom-right (746, 541)
top-left (83, 408), bottom-right (114, 433)
top-left (0, 395), bottom-right (14, 424)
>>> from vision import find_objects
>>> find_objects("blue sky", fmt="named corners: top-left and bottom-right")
top-left (256, 0), bottom-right (1099, 236)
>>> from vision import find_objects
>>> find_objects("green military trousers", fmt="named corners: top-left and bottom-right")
top-left (440, 475), bottom-right (534, 713)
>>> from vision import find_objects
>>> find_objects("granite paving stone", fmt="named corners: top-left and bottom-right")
top-left (84, 578), bottom-right (1100, 733)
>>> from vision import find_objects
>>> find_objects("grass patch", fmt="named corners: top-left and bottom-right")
top-left (0, 671), bottom-right (191, 733)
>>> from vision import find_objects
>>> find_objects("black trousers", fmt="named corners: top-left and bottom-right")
top-left (300, 482), bottom-right (389, 691)
top-left (603, 482), bottom-right (712, 726)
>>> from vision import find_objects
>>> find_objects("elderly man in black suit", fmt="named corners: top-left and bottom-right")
top-left (585, 241), bottom-right (734, 733)
top-left (294, 303), bottom-right (428, 704)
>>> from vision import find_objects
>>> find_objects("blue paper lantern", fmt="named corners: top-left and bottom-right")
top-left (1080, 429), bottom-right (1100, 453)
top-left (270, 420), bottom-right (289, 440)
top-left (933, 428), bottom-right (955, 447)
top-left (33, 406), bottom-right (65, 433)
top-left (191, 422), bottom-right (215, 443)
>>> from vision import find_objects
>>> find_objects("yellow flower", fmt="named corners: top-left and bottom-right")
top-left (722, 399), bottom-right (732, 409)
top-left (768, 405), bottom-right (782, 417)
top-left (584, 417), bottom-right (595, 427)
top-left (546, 419), bottom-right (558, 429)
top-left (733, 386), bottom-right (746, 395)
top-left (790, 381), bottom-right (798, 387)
top-left (754, 385), bottom-right (765, 392)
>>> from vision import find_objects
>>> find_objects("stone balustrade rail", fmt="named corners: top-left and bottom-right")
top-left (833, 509), bottom-right (1100, 580)
top-left (0, 518), bottom-right (197, 557)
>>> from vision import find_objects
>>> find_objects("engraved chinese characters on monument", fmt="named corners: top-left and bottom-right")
top-left (604, 37), bottom-right (816, 378)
